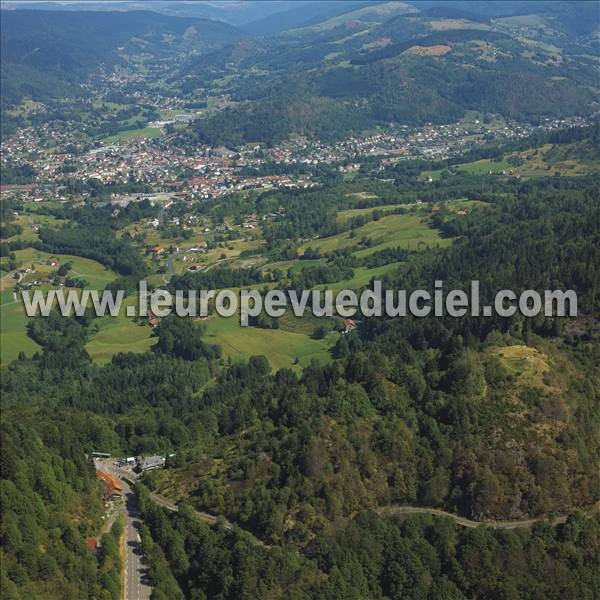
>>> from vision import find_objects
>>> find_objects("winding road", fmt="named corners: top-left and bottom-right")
top-left (375, 505), bottom-right (571, 529)
top-left (98, 457), bottom-right (598, 598)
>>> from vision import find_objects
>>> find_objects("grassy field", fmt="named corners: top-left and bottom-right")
top-left (85, 297), bottom-right (156, 363)
top-left (422, 158), bottom-right (512, 181)
top-left (9, 212), bottom-right (66, 243)
top-left (1, 250), bottom-right (120, 364)
top-left (317, 261), bottom-right (405, 291)
top-left (336, 203), bottom-right (412, 223)
top-left (13, 248), bottom-right (117, 289)
top-left (101, 127), bottom-right (162, 143)
top-left (300, 212), bottom-right (449, 257)
top-left (202, 314), bottom-right (335, 372)
top-left (0, 286), bottom-right (41, 363)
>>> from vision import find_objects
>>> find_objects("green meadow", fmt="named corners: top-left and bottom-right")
top-left (422, 158), bottom-right (512, 180)
top-left (336, 203), bottom-right (411, 223)
top-left (13, 248), bottom-right (117, 289)
top-left (317, 261), bottom-right (405, 291)
top-left (300, 212), bottom-right (449, 256)
top-left (202, 314), bottom-right (335, 372)
top-left (1, 251), bottom-right (157, 364)
top-left (85, 297), bottom-right (156, 363)
top-left (101, 126), bottom-right (162, 143)
top-left (0, 287), bottom-right (41, 363)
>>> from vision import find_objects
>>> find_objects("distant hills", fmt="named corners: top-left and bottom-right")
top-left (0, 9), bottom-right (242, 106)
top-left (1, 1), bottom-right (598, 143)
top-left (183, 1), bottom-right (599, 145)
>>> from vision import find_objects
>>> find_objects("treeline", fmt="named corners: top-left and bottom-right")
top-left (171, 266), bottom-right (264, 291)
top-left (39, 225), bottom-right (146, 279)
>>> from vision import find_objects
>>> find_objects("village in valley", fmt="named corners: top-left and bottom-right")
top-left (1, 62), bottom-right (597, 371)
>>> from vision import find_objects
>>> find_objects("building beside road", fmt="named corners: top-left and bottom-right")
top-left (96, 470), bottom-right (123, 500)
top-left (136, 456), bottom-right (165, 472)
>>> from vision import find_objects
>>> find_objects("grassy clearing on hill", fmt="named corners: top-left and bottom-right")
top-left (317, 261), bottom-right (406, 291)
top-left (9, 212), bottom-right (66, 243)
top-left (488, 344), bottom-right (551, 389)
top-left (422, 143), bottom-right (600, 181)
top-left (300, 212), bottom-right (448, 257)
top-left (85, 297), bottom-right (155, 363)
top-left (100, 126), bottom-right (162, 143)
top-left (13, 248), bottom-right (117, 289)
top-left (202, 314), bottom-right (335, 372)
top-left (336, 203), bottom-right (413, 223)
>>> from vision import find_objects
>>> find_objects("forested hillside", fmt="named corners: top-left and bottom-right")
top-left (0, 411), bottom-right (123, 599)
top-left (0, 10), bottom-right (242, 107)
top-left (136, 487), bottom-right (600, 600)
top-left (2, 165), bottom-right (599, 595)
top-left (182, 2), bottom-right (599, 144)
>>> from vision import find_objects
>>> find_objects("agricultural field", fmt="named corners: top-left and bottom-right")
top-left (0, 286), bottom-right (41, 363)
top-left (0, 250), bottom-right (119, 363)
top-left (85, 299), bottom-right (156, 363)
top-left (100, 126), bottom-right (163, 143)
top-left (300, 211), bottom-right (450, 256)
top-left (202, 313), bottom-right (336, 372)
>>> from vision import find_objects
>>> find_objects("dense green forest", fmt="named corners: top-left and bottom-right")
top-left (0, 409), bottom-right (124, 599)
top-left (136, 484), bottom-right (600, 600)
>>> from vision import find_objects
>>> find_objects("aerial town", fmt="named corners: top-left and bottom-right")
top-left (1, 113), bottom-right (589, 205)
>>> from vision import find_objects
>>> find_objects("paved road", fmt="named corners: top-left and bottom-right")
top-left (97, 461), bottom-right (152, 600)
top-left (123, 487), bottom-right (152, 600)
top-left (166, 252), bottom-right (178, 276)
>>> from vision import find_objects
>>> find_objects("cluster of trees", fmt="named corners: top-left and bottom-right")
top-left (0, 223), bottom-right (23, 240)
top-left (96, 519), bottom-right (124, 600)
top-left (0, 164), bottom-right (37, 185)
top-left (171, 266), bottom-right (264, 292)
top-left (153, 317), bottom-right (221, 362)
top-left (39, 225), bottom-right (146, 280)
top-left (289, 263), bottom-right (354, 289)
